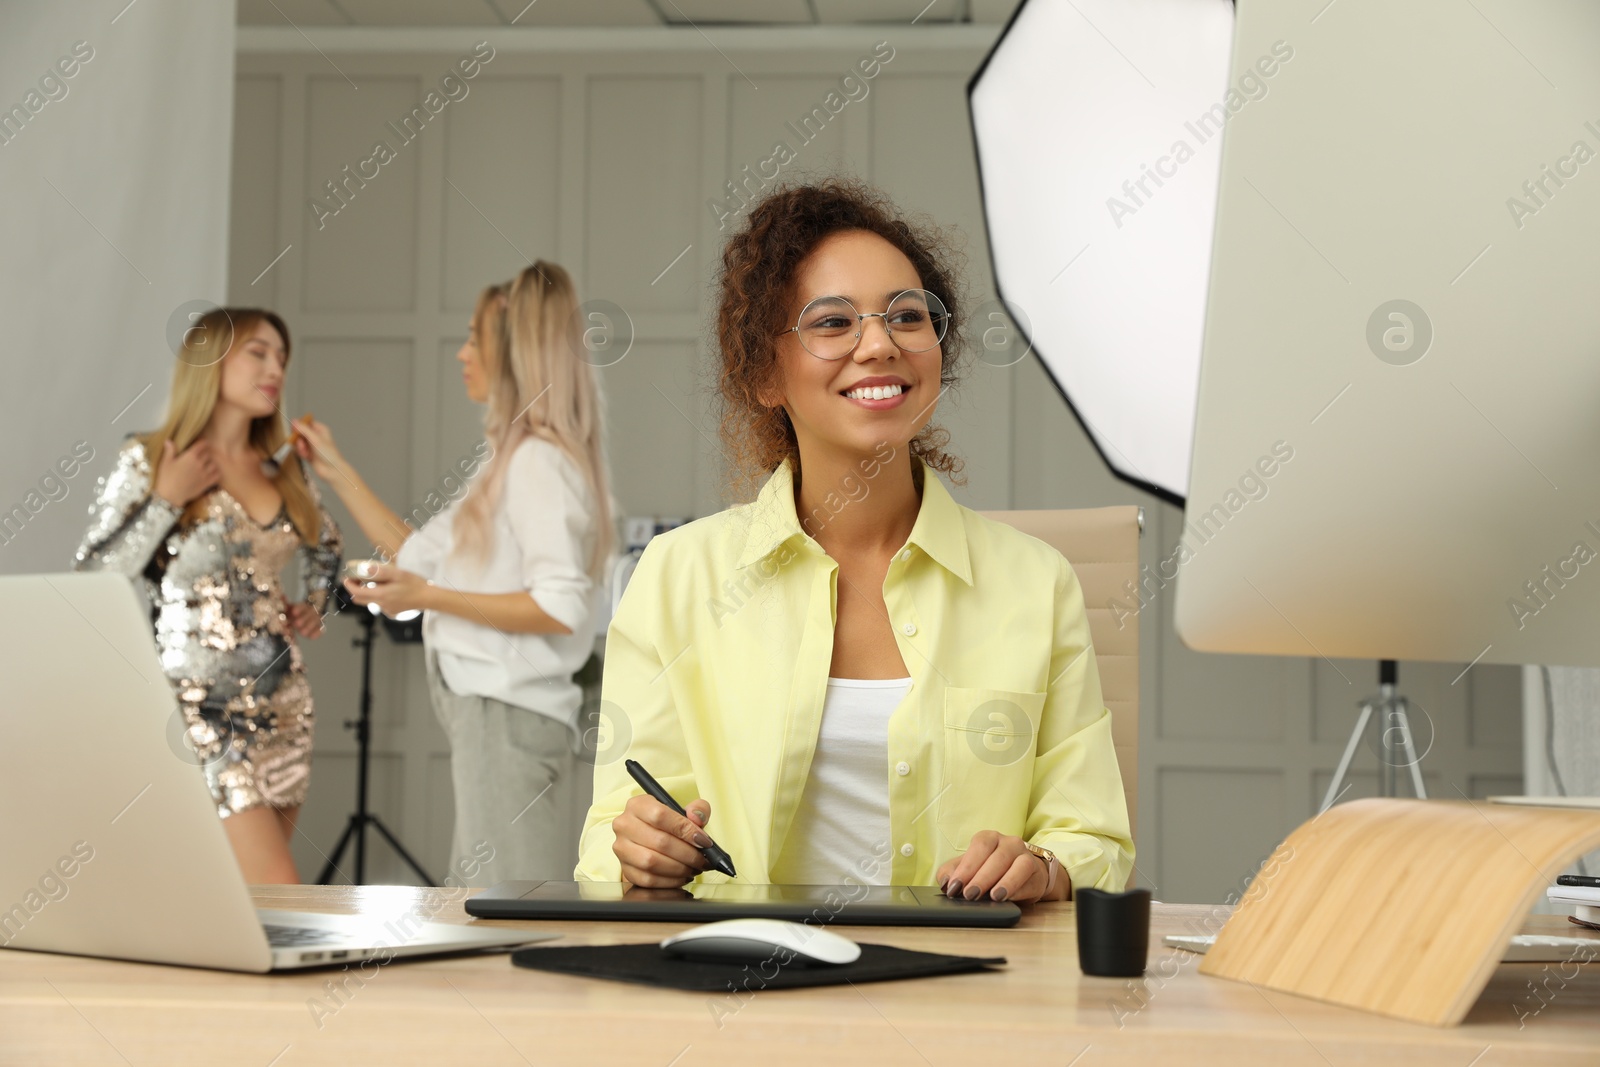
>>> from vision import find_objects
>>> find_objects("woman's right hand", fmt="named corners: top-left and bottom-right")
top-left (152, 438), bottom-right (219, 507)
top-left (611, 794), bottom-right (716, 888)
top-left (292, 417), bottom-right (350, 484)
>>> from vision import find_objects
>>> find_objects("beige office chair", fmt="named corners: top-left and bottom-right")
top-left (981, 506), bottom-right (1142, 839)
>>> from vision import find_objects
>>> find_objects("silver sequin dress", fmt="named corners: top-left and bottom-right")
top-left (74, 436), bottom-right (342, 817)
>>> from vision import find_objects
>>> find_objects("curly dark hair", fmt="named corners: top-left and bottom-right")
top-left (713, 177), bottom-right (967, 499)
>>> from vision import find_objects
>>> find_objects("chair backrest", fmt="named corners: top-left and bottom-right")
top-left (980, 506), bottom-right (1141, 839)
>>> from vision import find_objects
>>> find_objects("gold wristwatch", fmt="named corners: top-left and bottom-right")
top-left (1024, 841), bottom-right (1059, 896)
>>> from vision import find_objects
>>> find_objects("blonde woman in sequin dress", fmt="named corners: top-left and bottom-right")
top-left (75, 308), bottom-right (342, 884)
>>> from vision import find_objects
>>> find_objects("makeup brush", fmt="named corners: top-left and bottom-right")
top-left (261, 415), bottom-right (312, 478)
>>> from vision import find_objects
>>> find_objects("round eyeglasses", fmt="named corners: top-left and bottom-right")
top-left (779, 288), bottom-right (950, 361)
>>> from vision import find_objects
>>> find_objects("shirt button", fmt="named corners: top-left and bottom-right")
top-left (900, 843), bottom-right (914, 857)
top-left (896, 761), bottom-right (910, 776)
top-left (898, 548), bottom-right (911, 562)
top-left (902, 622), bottom-right (916, 636)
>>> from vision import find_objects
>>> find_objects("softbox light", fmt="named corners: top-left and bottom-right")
top-left (969, 0), bottom-right (1240, 504)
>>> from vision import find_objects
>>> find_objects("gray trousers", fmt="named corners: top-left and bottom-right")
top-left (425, 650), bottom-right (591, 887)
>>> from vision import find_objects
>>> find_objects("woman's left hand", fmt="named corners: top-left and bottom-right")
top-left (936, 830), bottom-right (1059, 904)
top-left (343, 562), bottom-right (432, 617)
top-left (285, 601), bottom-right (325, 639)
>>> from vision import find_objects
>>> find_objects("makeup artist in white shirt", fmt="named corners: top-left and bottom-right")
top-left (294, 262), bottom-right (615, 885)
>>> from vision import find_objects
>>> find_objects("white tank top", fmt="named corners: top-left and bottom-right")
top-left (769, 676), bottom-right (912, 885)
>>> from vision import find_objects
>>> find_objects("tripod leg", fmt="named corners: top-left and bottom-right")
top-left (368, 817), bottom-right (438, 887)
top-left (317, 818), bottom-right (359, 885)
top-left (1322, 701), bottom-right (1375, 813)
top-left (1394, 699), bottom-right (1428, 799)
top-left (1379, 697), bottom-right (1396, 798)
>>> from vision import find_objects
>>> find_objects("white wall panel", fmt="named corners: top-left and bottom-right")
top-left (440, 77), bottom-right (562, 313)
top-left (230, 76), bottom-right (283, 308)
top-left (301, 77), bottom-right (420, 312)
top-left (585, 77), bottom-right (702, 315)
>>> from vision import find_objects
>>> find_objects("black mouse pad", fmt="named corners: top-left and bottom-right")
top-left (510, 942), bottom-right (1006, 991)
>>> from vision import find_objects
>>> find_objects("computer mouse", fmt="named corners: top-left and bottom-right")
top-left (659, 918), bottom-right (862, 966)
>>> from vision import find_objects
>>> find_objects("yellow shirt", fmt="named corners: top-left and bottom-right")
top-left (576, 456), bottom-right (1133, 893)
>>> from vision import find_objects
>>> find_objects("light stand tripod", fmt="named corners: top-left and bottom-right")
top-left (1321, 659), bottom-right (1428, 813)
top-left (317, 588), bottom-right (436, 885)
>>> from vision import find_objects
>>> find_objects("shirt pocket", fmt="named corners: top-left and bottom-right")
top-left (938, 687), bottom-right (1046, 851)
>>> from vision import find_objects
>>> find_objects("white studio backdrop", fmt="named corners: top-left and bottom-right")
top-left (0, 0), bottom-right (235, 576)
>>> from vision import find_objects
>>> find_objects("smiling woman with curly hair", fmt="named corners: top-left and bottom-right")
top-left (712, 179), bottom-right (967, 497)
top-left (578, 178), bottom-right (1132, 904)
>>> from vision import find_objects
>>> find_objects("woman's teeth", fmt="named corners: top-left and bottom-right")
top-left (844, 384), bottom-right (904, 400)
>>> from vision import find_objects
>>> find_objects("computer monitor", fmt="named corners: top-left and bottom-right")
top-left (1174, 0), bottom-right (1600, 670)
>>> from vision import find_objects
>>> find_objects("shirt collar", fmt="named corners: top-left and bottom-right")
top-left (735, 455), bottom-right (973, 585)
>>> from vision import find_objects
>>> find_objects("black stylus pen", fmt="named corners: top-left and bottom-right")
top-left (625, 758), bottom-right (737, 878)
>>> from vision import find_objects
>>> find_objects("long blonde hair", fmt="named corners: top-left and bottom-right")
top-left (140, 308), bottom-right (323, 545)
top-left (452, 262), bottom-right (615, 578)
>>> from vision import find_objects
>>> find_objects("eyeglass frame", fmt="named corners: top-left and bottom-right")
top-left (776, 288), bottom-right (950, 361)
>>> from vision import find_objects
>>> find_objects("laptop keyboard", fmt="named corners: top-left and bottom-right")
top-left (265, 923), bottom-right (342, 947)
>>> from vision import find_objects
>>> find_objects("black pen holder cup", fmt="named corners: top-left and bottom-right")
top-left (1075, 887), bottom-right (1151, 977)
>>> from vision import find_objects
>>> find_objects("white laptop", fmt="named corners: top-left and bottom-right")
top-left (0, 572), bottom-right (555, 972)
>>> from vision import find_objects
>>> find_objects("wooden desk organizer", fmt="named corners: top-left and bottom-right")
top-left (1200, 797), bottom-right (1600, 1026)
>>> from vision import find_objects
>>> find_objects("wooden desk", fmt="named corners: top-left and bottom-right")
top-left (2, 885), bottom-right (1596, 1065)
